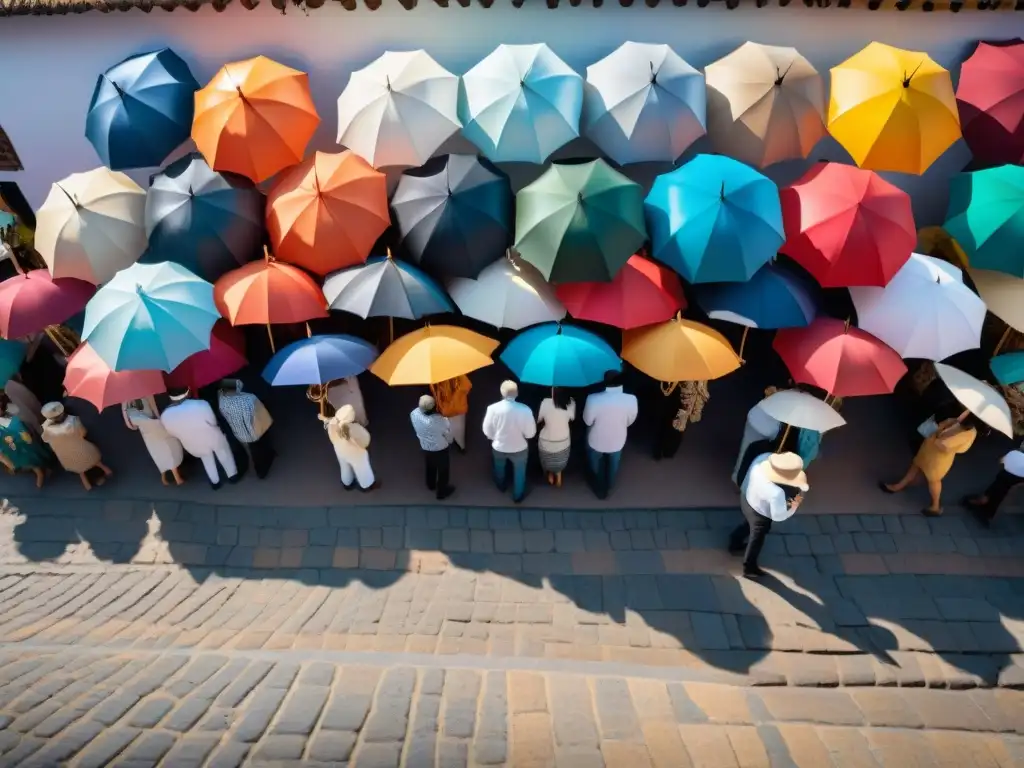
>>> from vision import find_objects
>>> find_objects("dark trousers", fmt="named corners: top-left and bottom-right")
top-left (728, 499), bottom-right (772, 570)
top-left (246, 433), bottom-right (276, 480)
top-left (976, 469), bottom-right (1024, 521)
top-left (424, 448), bottom-right (450, 496)
top-left (654, 422), bottom-right (683, 460)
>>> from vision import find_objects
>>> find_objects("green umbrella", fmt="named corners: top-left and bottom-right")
top-left (514, 159), bottom-right (647, 283)
top-left (945, 165), bottom-right (1024, 277)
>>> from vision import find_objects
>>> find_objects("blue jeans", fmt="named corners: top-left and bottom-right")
top-left (492, 449), bottom-right (528, 501)
top-left (587, 447), bottom-right (622, 498)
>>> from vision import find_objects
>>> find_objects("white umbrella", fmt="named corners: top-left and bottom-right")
top-left (447, 255), bottom-right (565, 330)
top-left (35, 168), bottom-right (147, 286)
top-left (850, 254), bottom-right (985, 361)
top-left (757, 390), bottom-right (846, 432)
top-left (935, 362), bottom-right (1014, 438)
top-left (968, 267), bottom-right (1024, 333)
top-left (336, 51), bottom-right (461, 169)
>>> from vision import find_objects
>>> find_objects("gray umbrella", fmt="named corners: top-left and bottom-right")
top-left (323, 255), bottom-right (455, 321)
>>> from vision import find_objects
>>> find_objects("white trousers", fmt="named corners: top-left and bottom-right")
top-left (200, 435), bottom-right (238, 485)
top-left (449, 413), bottom-right (466, 450)
top-left (334, 446), bottom-right (375, 489)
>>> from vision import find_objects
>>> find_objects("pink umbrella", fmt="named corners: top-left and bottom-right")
top-left (165, 320), bottom-right (247, 392)
top-left (0, 270), bottom-right (95, 339)
top-left (64, 343), bottom-right (166, 410)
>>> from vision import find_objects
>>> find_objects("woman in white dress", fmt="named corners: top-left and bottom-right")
top-left (319, 404), bottom-right (377, 491)
top-left (122, 397), bottom-right (184, 486)
top-left (537, 388), bottom-right (575, 487)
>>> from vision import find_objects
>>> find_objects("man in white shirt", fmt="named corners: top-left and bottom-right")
top-left (582, 371), bottom-right (638, 499)
top-left (964, 444), bottom-right (1024, 526)
top-left (482, 380), bottom-right (536, 503)
top-left (161, 388), bottom-right (239, 489)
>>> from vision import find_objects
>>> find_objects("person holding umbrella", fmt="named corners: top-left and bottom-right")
top-left (410, 395), bottom-right (455, 501)
top-left (537, 387), bottom-right (576, 487)
top-left (431, 375), bottom-right (472, 452)
top-left (320, 404), bottom-right (376, 492)
top-left (217, 379), bottom-right (276, 480)
top-left (583, 371), bottom-right (638, 500)
top-left (160, 388), bottom-right (239, 490)
top-left (654, 379), bottom-right (709, 461)
top-left (122, 397), bottom-right (184, 486)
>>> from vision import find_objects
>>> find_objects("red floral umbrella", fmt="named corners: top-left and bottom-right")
top-left (956, 40), bottom-right (1024, 167)
top-left (0, 270), bottom-right (95, 339)
top-left (64, 343), bottom-right (165, 410)
top-left (165, 320), bottom-right (247, 392)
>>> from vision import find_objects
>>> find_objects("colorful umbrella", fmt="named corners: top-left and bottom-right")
top-left (323, 255), bottom-right (454, 320)
top-left (371, 325), bottom-right (498, 386)
top-left (955, 40), bottom-right (1024, 167)
top-left (773, 318), bottom-right (906, 398)
top-left (460, 44), bottom-right (583, 164)
top-left (82, 261), bottom-right (219, 372)
top-left (193, 56), bottom-right (320, 183)
top-left (0, 270), bottom-right (95, 340)
top-left (991, 352), bottom-right (1024, 386)
top-left (500, 322), bottom-right (621, 388)
top-left (780, 162), bottom-right (915, 288)
top-left (36, 168), bottom-right (147, 285)
top-left (555, 254), bottom-right (686, 330)
top-left (447, 255), bottom-right (566, 330)
top-left (944, 165), bottom-right (1024, 277)
top-left (694, 262), bottom-right (816, 331)
top-left (621, 316), bottom-right (741, 383)
top-left (64, 342), bottom-right (166, 411)
top-left (214, 251), bottom-right (328, 328)
top-left (263, 334), bottom-right (378, 386)
top-left (827, 42), bottom-right (960, 175)
top-left (704, 42), bottom-right (825, 169)
top-left (336, 50), bottom-right (460, 169)
top-left (515, 160), bottom-right (646, 284)
top-left (582, 42), bottom-right (705, 165)
top-left (86, 49), bottom-right (199, 171)
top-left (935, 362), bottom-right (1013, 438)
top-left (145, 152), bottom-right (264, 282)
top-left (266, 150), bottom-right (389, 277)
top-left (391, 154), bottom-right (512, 279)
top-left (645, 154), bottom-right (784, 284)
top-left (165, 320), bottom-right (247, 392)
top-left (967, 267), bottom-right (1024, 334)
top-left (0, 340), bottom-right (26, 386)
top-left (757, 390), bottom-right (846, 433)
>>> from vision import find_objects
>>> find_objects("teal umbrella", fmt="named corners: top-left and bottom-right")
top-left (992, 352), bottom-right (1024, 386)
top-left (945, 165), bottom-right (1024, 277)
top-left (500, 322), bottom-right (621, 387)
top-left (0, 340), bottom-right (26, 386)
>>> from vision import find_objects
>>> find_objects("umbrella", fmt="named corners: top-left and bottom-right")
top-left (82, 261), bottom-right (220, 372)
top-left (145, 152), bottom-right (264, 282)
top-left (918, 226), bottom-right (969, 271)
top-left (827, 42), bottom-right (960, 175)
top-left (86, 48), bottom-right (199, 171)
top-left (850, 254), bottom-right (985, 361)
top-left (336, 50), bottom-right (460, 169)
top-left (193, 56), bottom-right (320, 183)
top-left (460, 44), bottom-right (583, 164)
top-left (757, 389), bottom-right (847, 433)
top-left (968, 268), bottom-right (1024, 335)
top-left (263, 334), bottom-right (378, 386)
top-left (35, 168), bottom-right (147, 285)
top-left (645, 154), bottom-right (784, 284)
top-left (0, 340), bottom-right (26, 386)
top-left (446, 255), bottom-right (565, 330)
top-left (780, 162), bottom-right (915, 288)
top-left (935, 361), bottom-right (1013, 437)
top-left (0, 270), bottom-right (95, 339)
top-left (694, 262), bottom-right (817, 331)
top-left (704, 42), bottom-right (825, 168)
top-left (991, 352), bottom-right (1024, 387)
top-left (582, 41), bottom-right (705, 165)
top-left (64, 342), bottom-right (166, 411)
top-left (944, 165), bottom-right (1024, 277)
top-left (955, 40), bottom-right (1024, 167)
top-left (515, 160), bottom-right (646, 284)
top-left (371, 325), bottom-right (498, 386)
top-left (391, 154), bottom-right (513, 279)
top-left (555, 254), bottom-right (686, 330)
top-left (773, 318), bottom-right (907, 398)
top-left (500, 322), bottom-right (621, 388)
top-left (323, 255), bottom-right (454, 321)
top-left (621, 316), bottom-right (741, 383)
top-left (266, 150), bottom-right (389, 277)
top-left (165, 320), bottom-right (247, 392)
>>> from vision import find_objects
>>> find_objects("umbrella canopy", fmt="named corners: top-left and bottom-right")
top-left (773, 318), bottom-right (907, 398)
top-left (36, 168), bottom-right (147, 285)
top-left (337, 50), bottom-right (460, 169)
top-left (555, 254), bottom-right (686, 330)
top-left (645, 154), bottom-right (784, 284)
top-left (515, 160), bottom-right (646, 283)
top-left (827, 42), bottom-right (960, 175)
top-left (991, 352), bottom-right (1024, 386)
top-left (0, 340), bottom-right (26, 386)
top-left (704, 42), bottom-right (825, 169)
top-left (757, 389), bottom-right (847, 433)
top-left (500, 322), bottom-right (621, 388)
top-left (64, 342), bottom-right (166, 411)
top-left (215, 252), bottom-right (328, 327)
top-left (82, 261), bottom-right (220, 372)
top-left (165, 320), bottom-right (247, 392)
top-left (694, 262), bottom-right (816, 330)
top-left (392, 154), bottom-right (513, 280)
top-left (582, 41), bottom-right (705, 165)
top-left (266, 150), bottom-right (389, 277)
top-left (371, 324), bottom-right (498, 386)
top-left (850, 253), bottom-right (985, 361)
top-left (193, 56), bottom-right (320, 184)
top-left (621, 316), bottom-right (741, 382)
top-left (955, 40), bottom-right (1024, 167)
top-left (0, 270), bottom-right (95, 340)
top-left (935, 361), bottom-right (1013, 437)
top-left (323, 255), bottom-right (454, 321)
top-left (780, 162), bottom-right (915, 288)
top-left (968, 267), bottom-right (1024, 333)
top-left (447, 256), bottom-right (566, 330)
top-left (944, 165), bottom-right (1024, 277)
top-left (86, 48), bottom-right (199, 171)
top-left (145, 152), bottom-right (264, 282)
top-left (263, 334), bottom-right (378, 386)
top-left (460, 44), bottom-right (583, 164)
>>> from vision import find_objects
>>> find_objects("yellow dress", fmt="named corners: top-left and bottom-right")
top-left (913, 426), bottom-right (976, 482)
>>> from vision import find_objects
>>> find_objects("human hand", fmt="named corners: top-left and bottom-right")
top-left (788, 495), bottom-right (803, 511)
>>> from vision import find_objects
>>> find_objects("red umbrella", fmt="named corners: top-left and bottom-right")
top-left (773, 317), bottom-right (907, 398)
top-left (64, 343), bottom-right (166, 410)
top-left (555, 255), bottom-right (686, 330)
top-left (0, 270), bottom-right (95, 339)
top-left (956, 40), bottom-right (1024, 167)
top-left (166, 320), bottom-right (247, 392)
top-left (780, 163), bottom-right (915, 288)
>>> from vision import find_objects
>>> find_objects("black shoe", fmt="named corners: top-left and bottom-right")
top-left (437, 485), bottom-right (455, 501)
top-left (743, 566), bottom-right (768, 580)
top-left (360, 482), bottom-right (380, 492)
top-left (209, 481), bottom-right (223, 491)
top-left (969, 506), bottom-right (993, 528)
top-left (342, 482), bottom-right (355, 491)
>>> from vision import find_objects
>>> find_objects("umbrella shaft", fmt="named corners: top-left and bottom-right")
top-left (995, 327), bottom-right (1013, 356)
top-left (266, 323), bottom-right (275, 353)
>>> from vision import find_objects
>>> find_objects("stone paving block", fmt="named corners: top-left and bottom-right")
top-left (272, 684), bottom-right (329, 735)
top-left (73, 726), bottom-right (140, 768)
top-left (233, 687), bottom-right (288, 742)
top-left (759, 688), bottom-right (863, 725)
top-left (549, 674), bottom-right (600, 750)
top-left (689, 612), bottom-right (730, 650)
top-left (936, 597), bottom-right (1001, 622)
top-left (471, 530), bottom-right (495, 553)
top-left (678, 724), bottom-right (739, 767)
top-left (163, 695), bottom-right (213, 732)
top-left (362, 666), bottom-right (416, 743)
top-left (524, 530), bottom-right (554, 553)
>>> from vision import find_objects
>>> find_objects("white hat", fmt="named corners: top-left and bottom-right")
top-left (332, 404), bottom-right (357, 426)
top-left (760, 452), bottom-right (809, 491)
top-left (41, 401), bottom-right (64, 421)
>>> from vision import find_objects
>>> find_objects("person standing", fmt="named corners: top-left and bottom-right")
top-left (217, 379), bottom-right (276, 479)
top-left (320, 404), bottom-right (377, 491)
top-left (654, 380), bottom-right (709, 460)
top-left (160, 388), bottom-right (239, 490)
top-left (122, 397), bottom-right (184, 486)
top-left (582, 371), bottom-right (638, 499)
top-left (963, 444), bottom-right (1024, 526)
top-left (410, 394), bottom-right (455, 500)
top-left (431, 375), bottom-right (472, 452)
top-left (482, 380), bottom-right (536, 503)
top-left (0, 392), bottom-right (50, 488)
top-left (537, 387), bottom-right (575, 487)
top-left (40, 402), bottom-right (113, 490)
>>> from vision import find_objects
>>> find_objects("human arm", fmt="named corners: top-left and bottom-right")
top-left (482, 407), bottom-right (495, 440)
top-left (567, 399), bottom-right (576, 421)
top-left (121, 405), bottom-right (136, 431)
top-left (522, 407), bottom-right (537, 440)
top-left (583, 397), bottom-right (595, 427)
top-left (625, 396), bottom-right (638, 427)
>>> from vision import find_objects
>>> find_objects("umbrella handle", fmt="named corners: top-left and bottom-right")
top-left (266, 323), bottom-right (275, 354)
top-left (739, 327), bottom-right (749, 362)
top-left (994, 327), bottom-right (1013, 356)
top-left (389, 316), bottom-right (394, 345)
top-left (776, 423), bottom-right (793, 453)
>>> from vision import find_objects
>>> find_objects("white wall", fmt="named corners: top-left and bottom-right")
top-left (0, 4), bottom-right (1017, 225)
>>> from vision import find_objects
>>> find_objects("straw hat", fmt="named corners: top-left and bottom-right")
top-left (760, 452), bottom-right (809, 491)
top-left (40, 402), bottom-right (64, 421)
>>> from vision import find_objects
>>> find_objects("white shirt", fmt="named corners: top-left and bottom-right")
top-left (1002, 448), bottom-right (1024, 478)
top-left (537, 397), bottom-right (575, 443)
top-left (583, 386), bottom-right (638, 453)
top-left (160, 399), bottom-right (229, 458)
top-left (742, 452), bottom-right (794, 522)
top-left (482, 398), bottom-right (537, 453)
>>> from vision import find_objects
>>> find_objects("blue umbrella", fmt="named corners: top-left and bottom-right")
top-left (263, 334), bottom-right (379, 387)
top-left (86, 49), bottom-right (200, 171)
top-left (694, 263), bottom-right (818, 330)
top-left (0, 340), bottom-right (26, 386)
top-left (323, 256), bottom-right (454, 321)
top-left (500, 322), bottom-right (621, 387)
top-left (991, 352), bottom-right (1024, 387)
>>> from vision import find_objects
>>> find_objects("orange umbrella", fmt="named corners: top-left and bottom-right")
top-left (193, 56), bottom-right (320, 184)
top-left (267, 150), bottom-right (389, 276)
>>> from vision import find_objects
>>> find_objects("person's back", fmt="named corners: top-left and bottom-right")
top-left (583, 385), bottom-right (638, 453)
top-left (162, 399), bottom-right (219, 454)
top-left (483, 397), bottom-right (536, 452)
top-left (410, 406), bottom-right (449, 452)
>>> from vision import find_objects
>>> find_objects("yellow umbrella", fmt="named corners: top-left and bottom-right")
top-left (370, 324), bottom-right (498, 386)
top-left (622, 316), bottom-right (741, 382)
top-left (917, 226), bottom-right (968, 271)
top-left (827, 42), bottom-right (960, 175)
